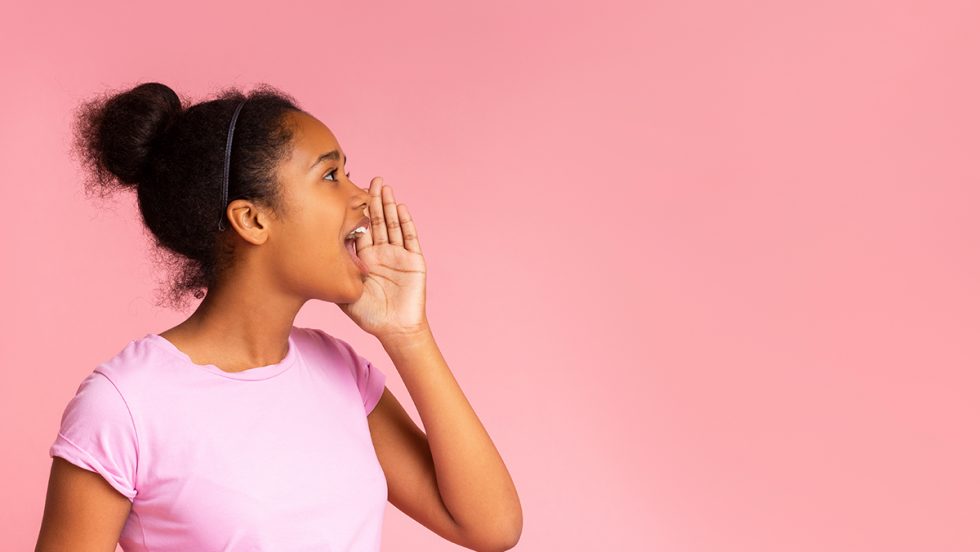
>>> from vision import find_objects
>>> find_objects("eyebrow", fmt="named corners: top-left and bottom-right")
top-left (309, 150), bottom-right (348, 171)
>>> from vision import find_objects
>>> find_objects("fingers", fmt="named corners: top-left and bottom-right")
top-left (368, 177), bottom-right (388, 245)
top-left (366, 176), bottom-right (421, 254)
top-left (355, 186), bottom-right (373, 250)
top-left (397, 203), bottom-right (422, 254)
top-left (381, 185), bottom-right (403, 246)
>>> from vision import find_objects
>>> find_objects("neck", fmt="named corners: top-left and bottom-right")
top-left (164, 273), bottom-right (306, 370)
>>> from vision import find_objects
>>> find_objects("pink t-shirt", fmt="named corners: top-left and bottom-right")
top-left (48, 325), bottom-right (388, 551)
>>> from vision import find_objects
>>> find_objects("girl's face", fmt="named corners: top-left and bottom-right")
top-left (264, 110), bottom-right (372, 304)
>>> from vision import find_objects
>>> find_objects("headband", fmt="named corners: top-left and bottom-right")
top-left (218, 99), bottom-right (247, 231)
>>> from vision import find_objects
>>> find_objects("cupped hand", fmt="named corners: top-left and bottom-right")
top-left (337, 177), bottom-right (428, 338)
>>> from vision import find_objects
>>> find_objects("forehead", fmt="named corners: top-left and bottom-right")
top-left (284, 111), bottom-right (341, 169)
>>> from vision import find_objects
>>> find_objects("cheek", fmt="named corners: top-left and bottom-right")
top-left (282, 220), bottom-right (345, 271)
top-left (267, 220), bottom-right (318, 270)
top-left (272, 197), bottom-right (348, 271)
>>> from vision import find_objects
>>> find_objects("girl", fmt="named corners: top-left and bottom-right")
top-left (36, 82), bottom-right (522, 551)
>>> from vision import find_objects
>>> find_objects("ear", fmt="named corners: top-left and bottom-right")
top-left (225, 199), bottom-right (271, 245)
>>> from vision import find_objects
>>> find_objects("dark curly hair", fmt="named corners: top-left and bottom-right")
top-left (70, 81), bottom-right (304, 310)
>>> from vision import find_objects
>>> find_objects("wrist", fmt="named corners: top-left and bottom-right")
top-left (376, 322), bottom-right (433, 350)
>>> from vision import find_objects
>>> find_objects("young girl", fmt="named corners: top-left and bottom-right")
top-left (36, 82), bottom-right (522, 551)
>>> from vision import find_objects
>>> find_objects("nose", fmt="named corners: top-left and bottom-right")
top-left (353, 185), bottom-right (370, 217)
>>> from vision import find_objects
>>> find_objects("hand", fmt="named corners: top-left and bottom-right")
top-left (337, 177), bottom-right (429, 338)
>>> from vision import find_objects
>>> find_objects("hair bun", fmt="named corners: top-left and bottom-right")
top-left (74, 82), bottom-right (182, 188)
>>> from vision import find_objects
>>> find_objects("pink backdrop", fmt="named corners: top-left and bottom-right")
top-left (3, 1), bottom-right (978, 550)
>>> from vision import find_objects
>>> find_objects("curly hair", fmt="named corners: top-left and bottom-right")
top-left (70, 81), bottom-right (303, 311)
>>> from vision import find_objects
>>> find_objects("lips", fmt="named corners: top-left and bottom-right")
top-left (341, 215), bottom-right (371, 276)
top-left (342, 216), bottom-right (371, 242)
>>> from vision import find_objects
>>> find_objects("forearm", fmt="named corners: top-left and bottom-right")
top-left (378, 323), bottom-right (522, 546)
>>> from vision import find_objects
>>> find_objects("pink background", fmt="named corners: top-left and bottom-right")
top-left (3, 1), bottom-right (978, 550)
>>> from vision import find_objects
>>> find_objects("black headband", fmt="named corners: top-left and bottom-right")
top-left (218, 99), bottom-right (247, 231)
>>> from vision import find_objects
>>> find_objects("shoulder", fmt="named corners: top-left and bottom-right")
top-left (293, 326), bottom-right (383, 390)
top-left (59, 370), bottom-right (132, 423)
top-left (294, 325), bottom-right (359, 364)
top-left (93, 332), bottom-right (199, 393)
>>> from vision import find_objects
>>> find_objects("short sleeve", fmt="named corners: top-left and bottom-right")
top-left (351, 349), bottom-right (386, 415)
top-left (308, 329), bottom-right (387, 415)
top-left (48, 370), bottom-right (139, 501)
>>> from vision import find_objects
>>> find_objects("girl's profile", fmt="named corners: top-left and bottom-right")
top-left (35, 82), bottom-right (522, 552)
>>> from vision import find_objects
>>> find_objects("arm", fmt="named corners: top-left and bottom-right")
top-left (367, 325), bottom-right (522, 552)
top-left (35, 457), bottom-right (132, 551)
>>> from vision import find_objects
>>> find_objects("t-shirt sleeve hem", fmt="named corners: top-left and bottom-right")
top-left (49, 432), bottom-right (138, 501)
top-left (363, 364), bottom-right (386, 415)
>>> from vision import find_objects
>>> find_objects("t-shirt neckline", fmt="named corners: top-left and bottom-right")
top-left (145, 327), bottom-right (299, 381)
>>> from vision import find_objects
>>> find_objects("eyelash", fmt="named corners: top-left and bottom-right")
top-left (323, 168), bottom-right (351, 182)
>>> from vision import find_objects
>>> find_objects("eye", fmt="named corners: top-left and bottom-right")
top-left (323, 169), bottom-right (352, 182)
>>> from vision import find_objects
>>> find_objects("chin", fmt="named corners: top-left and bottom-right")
top-left (316, 267), bottom-right (365, 305)
top-left (343, 276), bottom-right (366, 300)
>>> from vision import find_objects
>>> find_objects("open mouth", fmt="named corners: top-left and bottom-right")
top-left (343, 229), bottom-right (371, 275)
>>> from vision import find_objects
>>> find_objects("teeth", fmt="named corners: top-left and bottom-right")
top-left (345, 226), bottom-right (368, 240)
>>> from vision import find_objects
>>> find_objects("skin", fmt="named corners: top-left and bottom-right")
top-left (35, 110), bottom-right (522, 551)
